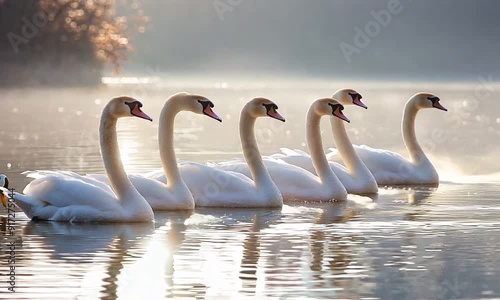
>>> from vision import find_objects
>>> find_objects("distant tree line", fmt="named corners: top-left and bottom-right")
top-left (0, 0), bottom-right (146, 87)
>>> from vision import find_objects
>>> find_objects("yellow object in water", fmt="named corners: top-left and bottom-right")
top-left (0, 174), bottom-right (9, 208)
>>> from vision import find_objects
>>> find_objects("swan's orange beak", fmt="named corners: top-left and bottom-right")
top-left (1, 192), bottom-right (7, 208)
top-left (131, 105), bottom-right (153, 121)
top-left (433, 101), bottom-right (448, 111)
top-left (203, 106), bottom-right (222, 122)
top-left (333, 107), bottom-right (350, 123)
top-left (267, 106), bottom-right (286, 122)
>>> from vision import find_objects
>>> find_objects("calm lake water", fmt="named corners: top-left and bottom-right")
top-left (0, 79), bottom-right (499, 299)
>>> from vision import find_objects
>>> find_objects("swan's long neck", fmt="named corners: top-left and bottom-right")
top-left (100, 109), bottom-right (137, 200)
top-left (159, 101), bottom-right (184, 187)
top-left (402, 100), bottom-right (426, 163)
top-left (306, 108), bottom-right (338, 182)
top-left (330, 116), bottom-right (366, 174)
top-left (239, 109), bottom-right (273, 188)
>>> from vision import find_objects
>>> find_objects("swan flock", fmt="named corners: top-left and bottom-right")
top-left (1, 90), bottom-right (448, 222)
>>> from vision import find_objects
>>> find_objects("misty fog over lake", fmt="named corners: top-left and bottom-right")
top-left (1, 1), bottom-right (499, 299)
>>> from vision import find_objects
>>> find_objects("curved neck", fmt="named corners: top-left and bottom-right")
top-left (159, 101), bottom-right (184, 187)
top-left (306, 108), bottom-right (337, 182)
top-left (239, 109), bottom-right (273, 187)
top-left (100, 109), bottom-right (136, 200)
top-left (330, 116), bottom-right (365, 173)
top-left (402, 100), bottom-right (426, 163)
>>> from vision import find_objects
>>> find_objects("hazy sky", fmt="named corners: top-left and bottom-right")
top-left (124, 0), bottom-right (500, 80)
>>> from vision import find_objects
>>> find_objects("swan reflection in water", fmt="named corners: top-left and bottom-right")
top-left (155, 211), bottom-right (194, 298)
top-left (12, 220), bottom-right (154, 298)
top-left (237, 209), bottom-right (284, 295)
top-left (233, 202), bottom-right (366, 298)
top-left (307, 201), bottom-right (362, 298)
top-left (77, 211), bottom-right (193, 299)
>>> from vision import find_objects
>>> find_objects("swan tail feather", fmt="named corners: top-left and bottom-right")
top-left (205, 161), bottom-right (219, 168)
top-left (269, 153), bottom-right (285, 159)
top-left (293, 149), bottom-right (310, 156)
top-left (1, 187), bottom-right (42, 219)
top-left (279, 148), bottom-right (298, 156)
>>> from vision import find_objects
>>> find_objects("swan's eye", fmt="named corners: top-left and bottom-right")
top-left (427, 96), bottom-right (447, 111)
top-left (124, 101), bottom-right (136, 111)
top-left (427, 96), bottom-right (439, 104)
top-left (125, 100), bottom-right (143, 112)
top-left (348, 92), bottom-right (362, 100)
top-left (198, 100), bottom-right (214, 109)
top-left (328, 103), bottom-right (344, 112)
top-left (262, 103), bottom-right (278, 112)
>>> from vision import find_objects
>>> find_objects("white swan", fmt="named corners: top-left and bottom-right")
top-left (327, 92), bottom-right (447, 185)
top-left (150, 98), bottom-right (284, 208)
top-left (91, 92), bottom-right (223, 210)
top-left (270, 89), bottom-right (378, 195)
top-left (0, 97), bottom-right (155, 222)
top-left (218, 98), bottom-right (350, 202)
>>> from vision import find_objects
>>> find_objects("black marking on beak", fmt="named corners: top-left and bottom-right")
top-left (125, 101), bottom-right (141, 113)
top-left (125, 100), bottom-right (152, 121)
top-left (329, 102), bottom-right (350, 122)
top-left (199, 99), bottom-right (222, 122)
top-left (427, 96), bottom-right (447, 111)
top-left (328, 102), bottom-right (345, 113)
top-left (348, 92), bottom-right (362, 101)
top-left (198, 99), bottom-right (215, 109)
top-left (427, 96), bottom-right (440, 104)
top-left (262, 103), bottom-right (278, 115)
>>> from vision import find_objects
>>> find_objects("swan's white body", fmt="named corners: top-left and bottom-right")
top-left (90, 93), bottom-right (224, 210)
top-left (150, 98), bottom-right (283, 208)
top-left (2, 98), bottom-right (154, 222)
top-left (270, 89), bottom-right (378, 195)
top-left (218, 98), bottom-right (349, 202)
top-left (88, 173), bottom-right (193, 211)
top-left (326, 93), bottom-right (447, 185)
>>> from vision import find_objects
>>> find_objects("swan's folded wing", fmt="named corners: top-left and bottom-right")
top-left (212, 157), bottom-right (246, 168)
top-left (354, 145), bottom-right (409, 171)
top-left (87, 173), bottom-right (111, 186)
top-left (269, 153), bottom-right (286, 159)
top-left (279, 148), bottom-right (300, 156)
top-left (127, 173), bottom-right (172, 199)
top-left (205, 160), bottom-right (219, 168)
top-left (202, 160), bottom-right (252, 179)
top-left (326, 148), bottom-right (342, 163)
top-left (292, 149), bottom-right (310, 157)
top-left (22, 172), bottom-right (119, 211)
top-left (180, 162), bottom-right (254, 193)
top-left (276, 155), bottom-right (316, 173)
top-left (25, 170), bottom-right (116, 195)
